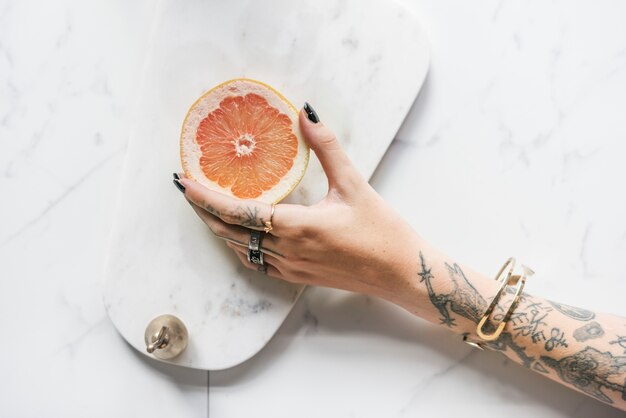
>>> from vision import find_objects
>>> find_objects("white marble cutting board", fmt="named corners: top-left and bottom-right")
top-left (102, 0), bottom-right (429, 370)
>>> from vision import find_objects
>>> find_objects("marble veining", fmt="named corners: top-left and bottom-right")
top-left (2, 0), bottom-right (626, 417)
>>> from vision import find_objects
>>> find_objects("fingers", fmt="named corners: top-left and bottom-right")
top-left (299, 103), bottom-right (363, 194)
top-left (228, 242), bottom-right (283, 279)
top-left (189, 202), bottom-right (284, 258)
top-left (177, 174), bottom-right (274, 231)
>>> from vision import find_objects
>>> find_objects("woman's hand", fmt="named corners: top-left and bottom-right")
top-left (174, 105), bottom-right (626, 410)
top-left (174, 105), bottom-right (420, 302)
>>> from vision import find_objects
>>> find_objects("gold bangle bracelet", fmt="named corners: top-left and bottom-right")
top-left (474, 258), bottom-right (534, 342)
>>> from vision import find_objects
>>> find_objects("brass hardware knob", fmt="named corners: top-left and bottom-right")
top-left (144, 314), bottom-right (188, 360)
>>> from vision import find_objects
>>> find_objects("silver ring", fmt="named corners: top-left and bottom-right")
top-left (248, 230), bottom-right (261, 251)
top-left (248, 230), bottom-right (264, 265)
top-left (248, 249), bottom-right (264, 265)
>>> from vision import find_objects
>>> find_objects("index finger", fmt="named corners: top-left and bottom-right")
top-left (177, 175), bottom-right (275, 232)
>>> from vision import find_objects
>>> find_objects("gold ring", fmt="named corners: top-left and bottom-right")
top-left (264, 203), bottom-right (276, 233)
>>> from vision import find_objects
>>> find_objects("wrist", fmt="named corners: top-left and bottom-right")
top-left (379, 233), bottom-right (501, 336)
top-left (376, 230), bottom-right (429, 312)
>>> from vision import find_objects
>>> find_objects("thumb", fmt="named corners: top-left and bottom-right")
top-left (299, 102), bottom-right (362, 194)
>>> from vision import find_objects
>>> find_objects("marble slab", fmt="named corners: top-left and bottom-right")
top-left (102, 0), bottom-right (430, 370)
top-left (3, 0), bottom-right (626, 416)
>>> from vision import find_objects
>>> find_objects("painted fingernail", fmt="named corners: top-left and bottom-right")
top-left (173, 172), bottom-right (180, 180)
top-left (173, 178), bottom-right (186, 193)
top-left (304, 102), bottom-right (320, 123)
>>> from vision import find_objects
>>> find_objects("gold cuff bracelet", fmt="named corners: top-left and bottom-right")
top-left (465, 257), bottom-right (534, 348)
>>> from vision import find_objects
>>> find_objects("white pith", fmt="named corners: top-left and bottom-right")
top-left (233, 133), bottom-right (256, 157)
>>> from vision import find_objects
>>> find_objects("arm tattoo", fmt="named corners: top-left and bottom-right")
top-left (544, 327), bottom-right (568, 351)
top-left (500, 300), bottom-right (552, 343)
top-left (415, 252), bottom-right (626, 404)
top-left (487, 299), bottom-right (569, 365)
top-left (610, 335), bottom-right (626, 354)
top-left (573, 322), bottom-right (605, 342)
top-left (548, 300), bottom-right (596, 321)
top-left (533, 361), bottom-right (549, 374)
top-left (417, 253), bottom-right (487, 327)
top-left (444, 262), bottom-right (488, 324)
top-left (486, 332), bottom-right (536, 368)
top-left (418, 253), bottom-right (535, 366)
top-left (541, 347), bottom-right (626, 404)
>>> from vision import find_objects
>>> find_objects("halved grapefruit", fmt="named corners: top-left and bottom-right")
top-left (180, 78), bottom-right (309, 203)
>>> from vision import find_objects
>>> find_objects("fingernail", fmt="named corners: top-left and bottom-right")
top-left (304, 102), bottom-right (320, 123)
top-left (173, 172), bottom-right (180, 180)
top-left (173, 178), bottom-right (186, 193)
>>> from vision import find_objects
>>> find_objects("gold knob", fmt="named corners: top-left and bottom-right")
top-left (144, 314), bottom-right (188, 360)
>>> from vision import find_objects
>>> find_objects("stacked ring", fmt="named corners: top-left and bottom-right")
top-left (247, 230), bottom-right (264, 265)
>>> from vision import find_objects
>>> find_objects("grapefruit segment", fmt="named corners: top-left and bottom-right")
top-left (180, 79), bottom-right (309, 203)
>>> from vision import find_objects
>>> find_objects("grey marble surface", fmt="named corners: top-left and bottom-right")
top-left (1, 0), bottom-right (625, 417)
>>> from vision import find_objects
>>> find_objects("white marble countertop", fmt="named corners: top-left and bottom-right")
top-left (1, 0), bottom-right (625, 417)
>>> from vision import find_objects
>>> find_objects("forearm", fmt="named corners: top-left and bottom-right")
top-left (388, 235), bottom-right (626, 410)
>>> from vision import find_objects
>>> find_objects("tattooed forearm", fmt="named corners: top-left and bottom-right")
top-left (415, 251), bottom-right (626, 409)
top-left (541, 347), bottom-right (626, 404)
top-left (444, 263), bottom-right (488, 323)
top-left (498, 299), bottom-right (552, 343)
top-left (417, 253), bottom-right (487, 327)
top-left (486, 298), bottom-right (553, 365)
top-left (418, 254), bottom-right (541, 367)
top-left (485, 331), bottom-right (536, 368)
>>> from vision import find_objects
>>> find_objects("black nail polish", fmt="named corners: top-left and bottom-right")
top-left (173, 172), bottom-right (180, 180)
top-left (304, 102), bottom-right (320, 123)
top-left (173, 178), bottom-right (186, 193)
